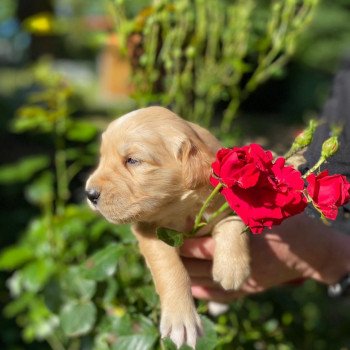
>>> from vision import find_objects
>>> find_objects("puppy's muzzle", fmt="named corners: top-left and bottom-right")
top-left (85, 188), bottom-right (100, 206)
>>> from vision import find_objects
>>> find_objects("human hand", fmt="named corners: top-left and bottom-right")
top-left (181, 213), bottom-right (350, 303)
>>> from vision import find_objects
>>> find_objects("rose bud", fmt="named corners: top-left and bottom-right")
top-left (285, 119), bottom-right (317, 159)
top-left (321, 136), bottom-right (339, 159)
top-left (294, 119), bottom-right (317, 148)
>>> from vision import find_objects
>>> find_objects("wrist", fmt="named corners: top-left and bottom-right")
top-left (272, 214), bottom-right (350, 285)
top-left (316, 229), bottom-right (350, 285)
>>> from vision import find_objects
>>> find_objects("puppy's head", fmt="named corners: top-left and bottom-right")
top-left (86, 106), bottom-right (220, 224)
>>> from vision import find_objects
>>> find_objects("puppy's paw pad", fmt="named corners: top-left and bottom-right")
top-left (160, 310), bottom-right (203, 349)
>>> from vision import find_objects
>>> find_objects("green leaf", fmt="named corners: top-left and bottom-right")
top-left (7, 271), bottom-right (22, 296)
top-left (103, 278), bottom-right (119, 307)
top-left (0, 245), bottom-right (34, 270)
top-left (66, 120), bottom-right (98, 142)
top-left (94, 333), bottom-right (111, 350)
top-left (98, 315), bottom-right (158, 349)
top-left (104, 223), bottom-right (135, 243)
top-left (196, 316), bottom-right (218, 350)
top-left (22, 298), bottom-right (59, 341)
top-left (135, 285), bottom-right (158, 308)
top-left (32, 314), bottom-right (59, 340)
top-left (82, 243), bottom-right (123, 281)
top-left (43, 279), bottom-right (63, 313)
top-left (60, 301), bottom-right (96, 337)
top-left (21, 259), bottom-right (55, 293)
top-left (111, 334), bottom-right (158, 350)
top-left (0, 155), bottom-right (49, 184)
top-left (25, 171), bottom-right (54, 206)
top-left (98, 314), bottom-right (133, 335)
top-left (3, 292), bottom-right (35, 318)
top-left (13, 106), bottom-right (53, 133)
top-left (156, 228), bottom-right (184, 247)
top-left (61, 267), bottom-right (97, 301)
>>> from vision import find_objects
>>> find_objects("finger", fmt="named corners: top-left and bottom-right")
top-left (191, 286), bottom-right (246, 303)
top-left (180, 237), bottom-right (215, 260)
top-left (190, 277), bottom-right (218, 288)
top-left (182, 258), bottom-right (212, 277)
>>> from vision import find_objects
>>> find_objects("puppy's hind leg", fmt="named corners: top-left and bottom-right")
top-left (212, 216), bottom-right (250, 291)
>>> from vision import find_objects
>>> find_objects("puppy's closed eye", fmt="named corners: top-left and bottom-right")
top-left (125, 157), bottom-right (141, 165)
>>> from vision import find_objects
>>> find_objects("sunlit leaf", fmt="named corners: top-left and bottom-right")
top-left (82, 243), bottom-right (124, 281)
top-left (135, 285), bottom-right (158, 308)
top-left (110, 315), bottom-right (158, 350)
top-left (94, 333), bottom-right (111, 350)
top-left (13, 106), bottom-right (53, 133)
top-left (60, 301), bottom-right (96, 337)
top-left (156, 227), bottom-right (184, 247)
top-left (21, 259), bottom-right (55, 293)
top-left (0, 245), bottom-right (34, 270)
top-left (6, 271), bottom-right (22, 297)
top-left (66, 120), bottom-right (98, 142)
top-left (22, 298), bottom-right (58, 342)
top-left (111, 334), bottom-right (158, 350)
top-left (3, 292), bottom-right (34, 317)
top-left (61, 267), bottom-right (97, 301)
top-left (0, 156), bottom-right (49, 184)
top-left (98, 314), bottom-right (133, 335)
top-left (25, 172), bottom-right (54, 206)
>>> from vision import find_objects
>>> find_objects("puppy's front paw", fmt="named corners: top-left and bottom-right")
top-left (213, 252), bottom-right (250, 291)
top-left (160, 305), bottom-right (203, 349)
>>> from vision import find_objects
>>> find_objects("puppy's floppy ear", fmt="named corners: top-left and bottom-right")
top-left (178, 139), bottom-right (212, 190)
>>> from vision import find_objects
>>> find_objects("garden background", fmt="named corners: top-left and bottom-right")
top-left (1, 0), bottom-right (350, 349)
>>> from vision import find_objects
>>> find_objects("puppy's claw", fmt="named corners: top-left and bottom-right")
top-left (185, 321), bottom-right (198, 349)
top-left (160, 310), bottom-right (203, 349)
top-left (172, 326), bottom-right (185, 349)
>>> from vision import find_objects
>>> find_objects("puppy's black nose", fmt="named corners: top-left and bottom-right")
top-left (86, 188), bottom-right (100, 205)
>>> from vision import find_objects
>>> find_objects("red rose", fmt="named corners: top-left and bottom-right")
top-left (211, 145), bottom-right (307, 234)
top-left (210, 144), bottom-right (273, 188)
top-left (306, 170), bottom-right (350, 220)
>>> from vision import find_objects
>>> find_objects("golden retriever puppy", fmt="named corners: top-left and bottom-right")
top-left (86, 106), bottom-right (250, 348)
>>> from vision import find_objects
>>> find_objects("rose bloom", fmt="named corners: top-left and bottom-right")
top-left (306, 170), bottom-right (350, 220)
top-left (210, 144), bottom-right (273, 188)
top-left (211, 145), bottom-right (307, 234)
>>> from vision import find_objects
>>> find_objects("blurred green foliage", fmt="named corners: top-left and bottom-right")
top-left (296, 0), bottom-right (350, 72)
top-left (1, 63), bottom-right (350, 350)
top-left (113, 0), bottom-right (318, 131)
top-left (1, 0), bottom-right (350, 349)
top-left (0, 63), bottom-right (220, 350)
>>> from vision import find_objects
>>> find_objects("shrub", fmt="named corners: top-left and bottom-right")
top-left (113, 0), bottom-right (319, 131)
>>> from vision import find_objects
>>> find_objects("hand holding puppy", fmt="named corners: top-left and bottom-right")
top-left (181, 213), bottom-right (350, 303)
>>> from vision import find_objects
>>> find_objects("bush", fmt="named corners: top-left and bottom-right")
top-left (113, 0), bottom-right (319, 131)
top-left (1, 61), bottom-right (350, 350)
top-left (1, 1), bottom-right (350, 349)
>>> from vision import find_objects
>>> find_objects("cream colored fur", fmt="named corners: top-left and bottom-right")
top-left (86, 106), bottom-right (250, 348)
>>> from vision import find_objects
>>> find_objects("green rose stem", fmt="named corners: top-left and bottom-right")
top-left (192, 182), bottom-right (223, 233)
top-left (208, 202), bottom-right (230, 222)
top-left (303, 156), bottom-right (327, 178)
